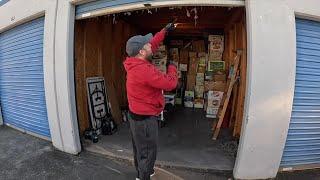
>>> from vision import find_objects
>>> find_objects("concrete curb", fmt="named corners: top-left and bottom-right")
top-left (84, 144), bottom-right (233, 176)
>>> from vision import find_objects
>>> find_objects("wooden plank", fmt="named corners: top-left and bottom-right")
top-left (212, 50), bottom-right (242, 140)
top-left (229, 80), bottom-right (238, 129)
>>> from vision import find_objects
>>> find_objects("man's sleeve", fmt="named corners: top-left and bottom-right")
top-left (144, 64), bottom-right (178, 91)
top-left (149, 29), bottom-right (166, 54)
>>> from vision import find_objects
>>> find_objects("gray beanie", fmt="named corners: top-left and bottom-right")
top-left (126, 33), bottom-right (153, 57)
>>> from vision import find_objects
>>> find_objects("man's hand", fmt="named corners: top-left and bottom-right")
top-left (164, 23), bottom-right (176, 32)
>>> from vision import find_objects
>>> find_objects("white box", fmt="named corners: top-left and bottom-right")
top-left (164, 94), bottom-right (175, 106)
top-left (194, 99), bottom-right (204, 108)
top-left (179, 64), bottom-right (188, 71)
top-left (184, 91), bottom-right (194, 108)
top-left (207, 91), bottom-right (224, 108)
top-left (206, 107), bottom-right (219, 115)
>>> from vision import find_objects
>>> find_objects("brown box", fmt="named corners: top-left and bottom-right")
top-left (194, 98), bottom-right (204, 109)
top-left (186, 75), bottom-right (196, 90)
top-left (209, 51), bottom-right (223, 60)
top-left (208, 40), bottom-right (224, 52)
top-left (189, 55), bottom-right (199, 75)
top-left (208, 35), bottom-right (224, 42)
top-left (195, 85), bottom-right (204, 98)
top-left (198, 52), bottom-right (207, 57)
top-left (213, 74), bottom-right (226, 82)
top-left (192, 40), bottom-right (206, 52)
top-left (197, 65), bottom-right (206, 73)
top-left (170, 48), bottom-right (180, 62)
top-left (196, 73), bottom-right (205, 85)
top-left (204, 81), bottom-right (226, 92)
top-left (189, 52), bottom-right (197, 58)
top-left (179, 50), bottom-right (189, 64)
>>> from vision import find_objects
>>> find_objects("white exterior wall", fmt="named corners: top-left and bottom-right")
top-left (0, 0), bottom-right (81, 154)
top-left (234, 0), bottom-right (320, 179)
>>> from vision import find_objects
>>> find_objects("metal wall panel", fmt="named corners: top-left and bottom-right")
top-left (0, 17), bottom-right (50, 138)
top-left (281, 18), bottom-right (320, 168)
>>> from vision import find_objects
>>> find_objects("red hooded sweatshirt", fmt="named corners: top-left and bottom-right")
top-left (123, 29), bottom-right (178, 116)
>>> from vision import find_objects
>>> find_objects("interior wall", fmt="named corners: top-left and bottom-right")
top-left (75, 17), bottom-right (137, 134)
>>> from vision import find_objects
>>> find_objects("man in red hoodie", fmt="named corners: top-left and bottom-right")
top-left (123, 23), bottom-right (178, 180)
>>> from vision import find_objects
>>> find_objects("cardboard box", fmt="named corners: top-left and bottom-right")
top-left (209, 51), bottom-right (223, 60)
top-left (189, 52), bottom-right (197, 58)
top-left (170, 48), bottom-right (180, 62)
top-left (189, 55), bottom-right (199, 75)
top-left (186, 75), bottom-right (196, 90)
top-left (198, 52), bottom-right (207, 57)
top-left (205, 71), bottom-right (213, 80)
top-left (175, 97), bottom-right (182, 105)
top-left (204, 81), bottom-right (226, 92)
top-left (207, 61), bottom-right (225, 72)
top-left (213, 74), bottom-right (226, 82)
top-left (208, 35), bottom-right (224, 43)
top-left (164, 94), bottom-right (175, 106)
top-left (179, 64), bottom-right (188, 72)
top-left (192, 40), bottom-right (206, 52)
top-left (196, 73), bottom-right (204, 85)
top-left (199, 56), bottom-right (207, 66)
top-left (178, 71), bottom-right (182, 78)
top-left (197, 65), bottom-right (206, 73)
top-left (184, 91), bottom-right (194, 108)
top-left (188, 61), bottom-right (198, 75)
top-left (209, 40), bottom-right (224, 52)
top-left (194, 98), bottom-right (204, 108)
top-left (207, 91), bottom-right (224, 108)
top-left (179, 50), bottom-right (189, 64)
top-left (206, 107), bottom-right (219, 118)
top-left (195, 85), bottom-right (204, 98)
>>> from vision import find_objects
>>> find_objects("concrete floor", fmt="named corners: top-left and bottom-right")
top-left (84, 107), bottom-right (237, 172)
top-left (1, 125), bottom-right (320, 179)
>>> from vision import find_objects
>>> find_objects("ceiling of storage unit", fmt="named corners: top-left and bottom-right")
top-left (119, 7), bottom-right (243, 35)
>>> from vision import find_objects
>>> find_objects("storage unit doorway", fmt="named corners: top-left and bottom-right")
top-left (74, 2), bottom-right (247, 171)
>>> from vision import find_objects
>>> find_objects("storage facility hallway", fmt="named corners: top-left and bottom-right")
top-left (75, 6), bottom-right (247, 172)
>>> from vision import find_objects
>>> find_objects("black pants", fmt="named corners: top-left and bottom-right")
top-left (129, 115), bottom-right (159, 180)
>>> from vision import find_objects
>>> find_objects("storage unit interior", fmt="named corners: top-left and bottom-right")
top-left (74, 6), bottom-right (247, 170)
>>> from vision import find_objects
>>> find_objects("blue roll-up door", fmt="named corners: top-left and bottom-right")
top-left (281, 18), bottom-right (320, 168)
top-left (0, 17), bottom-right (50, 139)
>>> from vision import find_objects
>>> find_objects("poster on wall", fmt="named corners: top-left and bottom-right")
top-left (86, 77), bottom-right (110, 134)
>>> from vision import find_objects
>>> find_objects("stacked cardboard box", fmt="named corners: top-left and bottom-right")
top-left (208, 35), bottom-right (224, 73)
top-left (204, 35), bottom-right (226, 117)
top-left (179, 49), bottom-right (189, 72)
top-left (192, 40), bottom-right (206, 52)
top-left (152, 44), bottom-right (167, 73)
top-left (184, 91), bottom-right (194, 108)
top-left (206, 91), bottom-right (224, 118)
top-left (170, 48), bottom-right (180, 67)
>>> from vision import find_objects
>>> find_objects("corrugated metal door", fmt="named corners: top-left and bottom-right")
top-left (0, 17), bottom-right (50, 139)
top-left (281, 18), bottom-right (320, 168)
